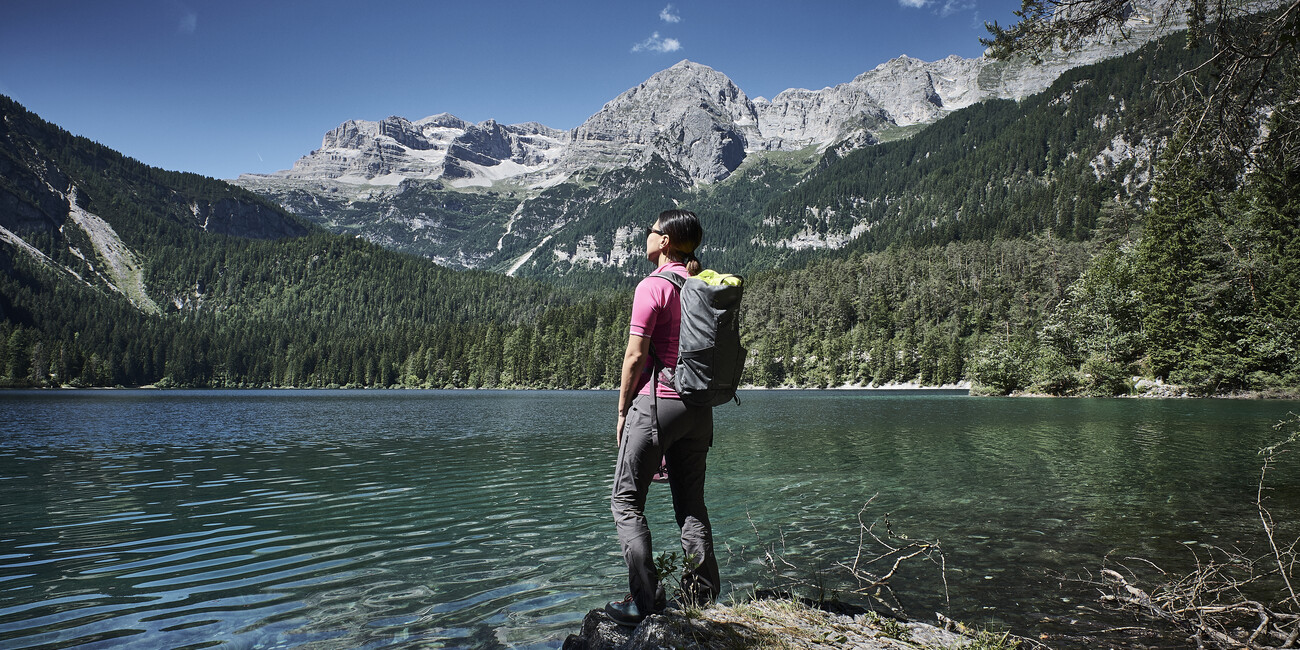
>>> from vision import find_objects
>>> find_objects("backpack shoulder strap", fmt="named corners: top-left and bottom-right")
top-left (652, 270), bottom-right (686, 291)
top-left (647, 271), bottom-right (685, 385)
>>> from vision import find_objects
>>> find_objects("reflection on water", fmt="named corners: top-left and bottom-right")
top-left (0, 390), bottom-right (1296, 648)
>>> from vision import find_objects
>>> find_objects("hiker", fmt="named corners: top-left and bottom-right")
top-left (607, 209), bottom-right (721, 626)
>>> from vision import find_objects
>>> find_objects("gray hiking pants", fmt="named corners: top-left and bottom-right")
top-left (611, 393), bottom-right (720, 614)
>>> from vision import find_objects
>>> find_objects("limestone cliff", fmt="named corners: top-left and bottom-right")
top-left (243, 4), bottom-right (1183, 190)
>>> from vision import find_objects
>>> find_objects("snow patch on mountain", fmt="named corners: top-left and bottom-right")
top-left (242, 114), bottom-right (566, 188)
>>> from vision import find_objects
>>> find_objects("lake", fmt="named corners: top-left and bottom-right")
top-left (1, 390), bottom-right (1297, 648)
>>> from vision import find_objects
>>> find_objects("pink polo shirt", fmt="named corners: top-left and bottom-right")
top-left (629, 262), bottom-right (688, 398)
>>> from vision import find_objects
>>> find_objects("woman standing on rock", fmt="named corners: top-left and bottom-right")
top-left (606, 209), bottom-right (720, 626)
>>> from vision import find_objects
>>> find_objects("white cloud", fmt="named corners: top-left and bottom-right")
top-left (632, 32), bottom-right (682, 54)
top-left (940, 0), bottom-right (975, 16)
top-left (178, 10), bottom-right (198, 33)
top-left (660, 4), bottom-right (682, 23)
top-left (899, 0), bottom-right (975, 16)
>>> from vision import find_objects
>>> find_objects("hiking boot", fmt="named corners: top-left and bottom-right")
top-left (604, 594), bottom-right (646, 626)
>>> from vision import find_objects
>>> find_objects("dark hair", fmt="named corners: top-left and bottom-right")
top-left (656, 209), bottom-right (703, 275)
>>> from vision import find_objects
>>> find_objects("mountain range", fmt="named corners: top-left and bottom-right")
top-left (242, 6), bottom-right (1176, 190)
top-left (232, 3), bottom-right (1187, 282)
top-left (4, 0), bottom-right (1293, 395)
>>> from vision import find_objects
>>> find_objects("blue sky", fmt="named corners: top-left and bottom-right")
top-left (1, 1), bottom-right (1019, 180)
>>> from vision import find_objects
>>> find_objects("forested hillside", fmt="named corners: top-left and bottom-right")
top-left (738, 17), bottom-right (1299, 396)
top-left (2, 86), bottom-right (1084, 391)
top-left (247, 31), bottom-right (1214, 287)
top-left (2, 9), bottom-right (1296, 395)
top-left (0, 94), bottom-right (613, 388)
top-left (758, 35), bottom-right (1201, 253)
top-left (742, 236), bottom-right (1092, 387)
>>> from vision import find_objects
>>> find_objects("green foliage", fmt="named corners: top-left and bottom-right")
top-left (1130, 102), bottom-right (1300, 394)
top-left (1079, 353), bottom-right (1132, 397)
top-left (955, 629), bottom-right (1025, 650)
top-left (654, 551), bottom-right (702, 607)
top-left (1021, 109), bottom-right (1299, 397)
top-left (1137, 135), bottom-right (1215, 382)
top-left (0, 231), bottom-right (630, 390)
top-left (997, 33), bottom-right (1300, 397)
top-left (865, 611), bottom-right (911, 642)
top-left (741, 237), bottom-right (1088, 390)
top-left (1030, 241), bottom-right (1145, 394)
top-left (970, 333), bottom-right (1037, 395)
top-left (1030, 347), bottom-right (1081, 395)
top-left (982, 0), bottom-right (1140, 61)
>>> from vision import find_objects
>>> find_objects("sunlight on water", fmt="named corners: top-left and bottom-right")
top-left (1, 390), bottom-right (1297, 648)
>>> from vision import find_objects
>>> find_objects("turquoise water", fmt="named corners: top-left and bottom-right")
top-left (1, 390), bottom-right (1297, 648)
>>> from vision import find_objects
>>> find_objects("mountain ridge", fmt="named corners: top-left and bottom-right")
top-left (0, 94), bottom-right (313, 306)
top-left (239, 2), bottom-right (1185, 193)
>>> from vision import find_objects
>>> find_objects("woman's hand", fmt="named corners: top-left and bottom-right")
top-left (616, 413), bottom-right (626, 447)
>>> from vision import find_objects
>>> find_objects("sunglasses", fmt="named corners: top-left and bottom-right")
top-left (646, 226), bottom-right (666, 236)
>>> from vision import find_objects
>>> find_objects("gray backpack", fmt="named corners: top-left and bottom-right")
top-left (651, 270), bottom-right (746, 407)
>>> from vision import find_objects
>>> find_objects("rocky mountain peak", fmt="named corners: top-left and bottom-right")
top-left (242, 112), bottom-right (566, 187)
top-left (415, 113), bottom-right (472, 129)
top-left (240, 20), bottom-right (1183, 190)
top-left (591, 59), bottom-right (756, 128)
top-left (557, 59), bottom-right (760, 184)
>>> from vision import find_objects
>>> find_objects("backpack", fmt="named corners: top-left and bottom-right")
top-left (651, 269), bottom-right (746, 407)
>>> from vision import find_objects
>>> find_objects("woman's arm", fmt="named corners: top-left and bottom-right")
top-left (615, 333), bottom-right (652, 446)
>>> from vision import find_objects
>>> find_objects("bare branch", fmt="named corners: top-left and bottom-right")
top-left (744, 500), bottom-right (946, 618)
top-left (1087, 417), bottom-right (1300, 648)
top-left (986, 0), bottom-right (1300, 160)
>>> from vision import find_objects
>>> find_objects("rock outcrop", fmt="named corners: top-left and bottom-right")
top-left (556, 60), bottom-right (760, 183)
top-left (562, 599), bottom-right (978, 650)
top-left (250, 114), bottom-right (567, 187)
top-left (186, 197), bottom-right (310, 240)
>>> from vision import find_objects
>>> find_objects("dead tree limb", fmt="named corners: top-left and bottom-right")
top-left (1091, 415), bottom-right (1300, 648)
top-left (744, 497), bottom-right (947, 618)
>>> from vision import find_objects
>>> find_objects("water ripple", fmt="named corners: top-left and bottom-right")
top-left (2, 390), bottom-right (1297, 649)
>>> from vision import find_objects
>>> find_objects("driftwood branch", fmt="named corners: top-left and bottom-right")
top-left (837, 502), bottom-right (947, 604)
top-left (745, 496), bottom-right (947, 617)
top-left (1091, 415), bottom-right (1300, 649)
top-left (1099, 568), bottom-right (1298, 649)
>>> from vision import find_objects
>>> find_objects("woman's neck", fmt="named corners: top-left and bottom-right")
top-left (653, 252), bottom-right (683, 268)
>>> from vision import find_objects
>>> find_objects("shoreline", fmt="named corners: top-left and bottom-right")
top-left (562, 597), bottom-right (1013, 650)
top-left (5, 380), bottom-right (1297, 399)
top-left (2, 382), bottom-right (974, 392)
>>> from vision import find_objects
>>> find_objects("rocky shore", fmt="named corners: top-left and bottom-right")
top-left (562, 598), bottom-right (989, 650)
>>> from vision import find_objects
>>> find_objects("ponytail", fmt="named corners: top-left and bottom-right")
top-left (685, 252), bottom-right (702, 276)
